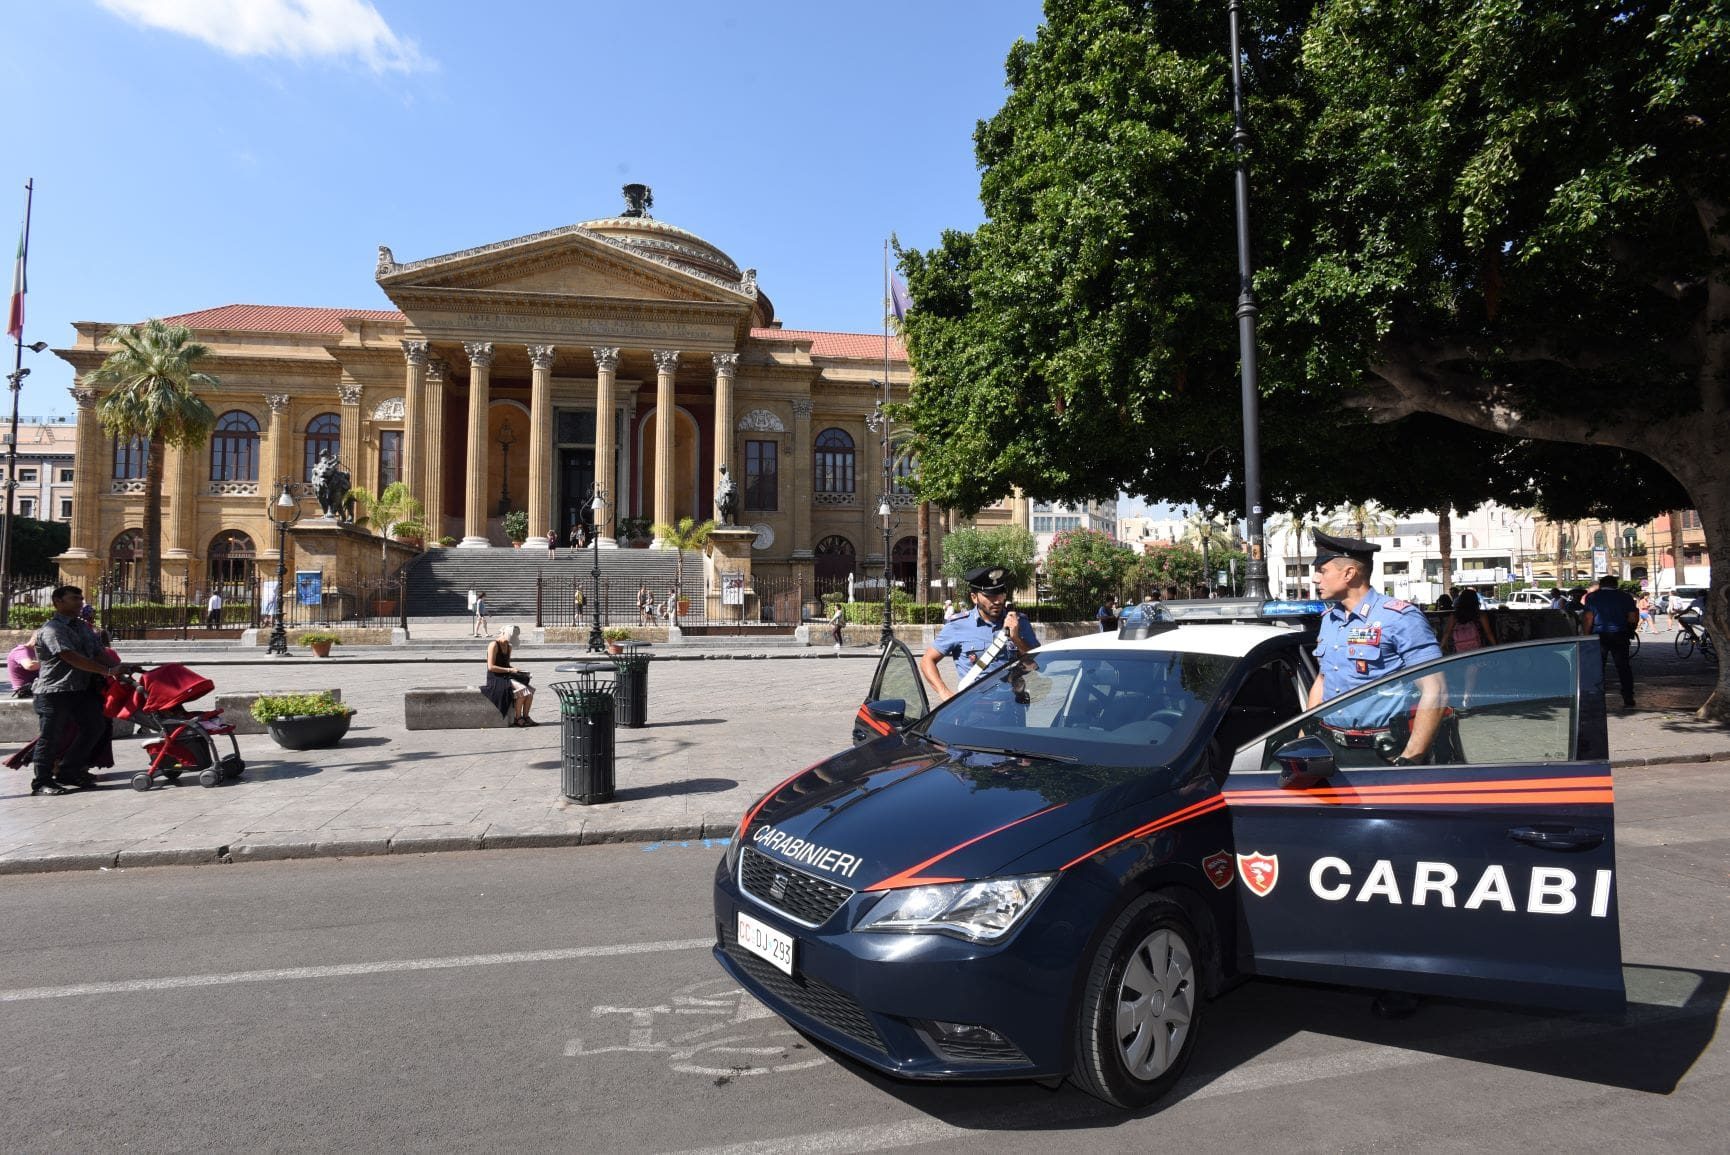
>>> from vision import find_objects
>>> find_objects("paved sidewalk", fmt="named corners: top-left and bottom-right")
top-left (2, 631), bottom-right (1725, 874)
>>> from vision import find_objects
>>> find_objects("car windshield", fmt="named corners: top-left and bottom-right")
top-left (914, 650), bottom-right (1239, 768)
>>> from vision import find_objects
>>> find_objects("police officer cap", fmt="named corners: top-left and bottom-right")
top-left (1311, 530), bottom-right (1380, 569)
top-left (964, 565), bottom-right (1011, 594)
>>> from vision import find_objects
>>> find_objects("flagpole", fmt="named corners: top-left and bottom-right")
top-left (878, 238), bottom-right (893, 646)
top-left (2, 178), bottom-right (36, 627)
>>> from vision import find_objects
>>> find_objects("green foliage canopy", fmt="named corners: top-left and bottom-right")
top-left (1043, 526), bottom-right (1136, 607)
top-left (937, 524), bottom-right (1038, 594)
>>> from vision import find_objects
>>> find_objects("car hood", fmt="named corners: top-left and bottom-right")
top-left (741, 737), bottom-right (1165, 891)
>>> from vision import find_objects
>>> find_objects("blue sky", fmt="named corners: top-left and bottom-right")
top-left (3, 0), bottom-right (1047, 419)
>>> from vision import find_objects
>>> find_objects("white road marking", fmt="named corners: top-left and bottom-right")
top-left (667, 1000), bottom-right (1716, 1155)
top-left (0, 937), bottom-right (713, 1003)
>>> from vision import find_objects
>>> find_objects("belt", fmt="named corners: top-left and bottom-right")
top-left (1319, 722), bottom-right (1393, 750)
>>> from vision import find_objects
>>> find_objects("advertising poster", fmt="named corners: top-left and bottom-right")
top-left (296, 570), bottom-right (323, 606)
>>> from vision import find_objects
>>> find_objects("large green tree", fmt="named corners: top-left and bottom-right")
top-left (84, 320), bottom-right (219, 597)
top-left (901, 0), bottom-right (1730, 718)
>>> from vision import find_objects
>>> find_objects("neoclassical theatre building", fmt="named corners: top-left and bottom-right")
top-left (53, 190), bottom-right (962, 594)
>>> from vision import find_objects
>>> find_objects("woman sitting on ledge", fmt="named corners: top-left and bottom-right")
top-left (481, 625), bottom-right (537, 726)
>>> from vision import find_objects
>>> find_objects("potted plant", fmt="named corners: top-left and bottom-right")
top-left (503, 509), bottom-right (529, 546)
top-left (437, 535), bottom-right (458, 548)
top-left (297, 630), bottom-right (342, 658)
top-left (649, 516), bottom-right (716, 624)
top-left (252, 691), bottom-right (356, 750)
top-left (602, 626), bottom-right (633, 655)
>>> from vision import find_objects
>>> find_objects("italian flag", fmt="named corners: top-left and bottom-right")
top-left (5, 222), bottom-right (22, 340)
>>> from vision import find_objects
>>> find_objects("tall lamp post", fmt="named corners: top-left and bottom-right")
top-left (265, 478), bottom-right (301, 656)
top-left (866, 389), bottom-right (895, 647)
top-left (0, 341), bottom-right (47, 628)
top-left (587, 484), bottom-right (606, 653)
top-left (1200, 519), bottom-right (1214, 597)
top-left (1228, 0), bottom-right (1269, 598)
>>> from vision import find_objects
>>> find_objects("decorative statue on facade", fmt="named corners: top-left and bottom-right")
top-left (621, 183), bottom-right (653, 218)
top-left (311, 450), bottom-right (352, 521)
top-left (715, 464), bottom-right (739, 527)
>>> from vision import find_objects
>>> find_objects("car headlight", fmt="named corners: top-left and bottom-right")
top-left (857, 874), bottom-right (1055, 942)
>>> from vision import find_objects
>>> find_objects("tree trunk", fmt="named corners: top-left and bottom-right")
top-left (1438, 506), bottom-right (1453, 600)
top-left (1657, 477), bottom-right (1729, 723)
top-left (143, 432), bottom-right (167, 600)
top-left (916, 501), bottom-right (930, 604)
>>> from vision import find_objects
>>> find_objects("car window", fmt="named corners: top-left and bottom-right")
top-left (1237, 641), bottom-right (1579, 773)
top-left (875, 646), bottom-right (928, 723)
top-left (918, 651), bottom-right (1238, 768)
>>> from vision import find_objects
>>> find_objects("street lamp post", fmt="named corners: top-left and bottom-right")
top-left (877, 494), bottom-right (893, 647)
top-left (265, 478), bottom-right (301, 656)
top-left (866, 388), bottom-right (895, 647)
top-left (587, 485), bottom-right (606, 653)
top-left (1228, 0), bottom-right (1269, 599)
top-left (0, 342), bottom-right (46, 628)
top-left (1200, 520), bottom-right (1214, 597)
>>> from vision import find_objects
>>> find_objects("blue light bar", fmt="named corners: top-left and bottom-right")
top-left (1260, 599), bottom-right (1328, 617)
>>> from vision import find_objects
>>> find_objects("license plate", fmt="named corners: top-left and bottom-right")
top-left (737, 910), bottom-right (795, 976)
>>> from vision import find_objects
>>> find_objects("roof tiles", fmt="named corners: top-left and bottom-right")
top-left (158, 304), bottom-right (405, 335)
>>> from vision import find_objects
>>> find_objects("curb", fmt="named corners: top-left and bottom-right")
top-left (0, 818), bottom-right (742, 876)
top-left (111, 651), bottom-right (884, 667)
top-left (1610, 749), bottom-right (1730, 768)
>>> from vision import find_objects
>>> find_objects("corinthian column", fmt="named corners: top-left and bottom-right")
top-left (712, 353), bottom-right (738, 517)
top-left (63, 387), bottom-right (102, 559)
top-left (526, 344), bottom-right (555, 547)
top-left (164, 436), bottom-right (200, 560)
top-left (401, 339), bottom-right (428, 506)
top-left (651, 348), bottom-right (680, 545)
top-left (459, 342), bottom-right (493, 547)
top-left (338, 380), bottom-right (363, 490)
top-left (265, 394), bottom-right (292, 496)
top-left (423, 357), bottom-right (448, 540)
top-left (791, 398), bottom-right (814, 560)
top-left (593, 347), bottom-right (619, 545)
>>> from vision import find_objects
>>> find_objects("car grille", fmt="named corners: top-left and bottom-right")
top-left (739, 847), bottom-right (854, 926)
top-left (719, 922), bottom-right (884, 1053)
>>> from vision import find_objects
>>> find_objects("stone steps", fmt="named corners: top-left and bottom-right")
top-left (405, 547), bottom-right (701, 618)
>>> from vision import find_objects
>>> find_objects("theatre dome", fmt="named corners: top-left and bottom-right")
top-left (580, 184), bottom-right (744, 284)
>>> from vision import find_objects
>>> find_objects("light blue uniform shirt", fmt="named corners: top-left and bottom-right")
top-left (932, 609), bottom-right (1040, 682)
top-left (1314, 588), bottom-right (1443, 729)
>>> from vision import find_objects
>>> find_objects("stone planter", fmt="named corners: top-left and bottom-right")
top-left (267, 712), bottom-right (353, 750)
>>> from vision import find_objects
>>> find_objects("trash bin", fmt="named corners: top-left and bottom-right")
top-left (553, 671), bottom-right (616, 804)
top-left (613, 643), bottom-right (651, 728)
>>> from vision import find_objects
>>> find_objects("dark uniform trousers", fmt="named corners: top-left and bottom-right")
top-left (31, 689), bottom-right (105, 785)
top-left (1599, 633), bottom-right (1635, 705)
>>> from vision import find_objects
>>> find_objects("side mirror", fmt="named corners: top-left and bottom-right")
top-left (1272, 734), bottom-right (1335, 789)
top-left (864, 699), bottom-right (907, 726)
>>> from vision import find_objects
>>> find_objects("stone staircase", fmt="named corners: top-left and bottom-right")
top-left (405, 547), bottom-right (702, 620)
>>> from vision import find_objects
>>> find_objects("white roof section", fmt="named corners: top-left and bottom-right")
top-left (1037, 622), bottom-right (1301, 660)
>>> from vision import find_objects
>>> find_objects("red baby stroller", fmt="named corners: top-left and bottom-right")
top-left (110, 663), bottom-right (246, 791)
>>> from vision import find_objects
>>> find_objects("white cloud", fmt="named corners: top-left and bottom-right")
top-left (97, 0), bottom-right (430, 74)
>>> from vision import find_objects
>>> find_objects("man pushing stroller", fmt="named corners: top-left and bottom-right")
top-left (28, 585), bottom-right (131, 795)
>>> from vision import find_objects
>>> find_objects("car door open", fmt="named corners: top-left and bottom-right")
top-left (853, 638), bottom-right (931, 744)
top-left (1221, 638), bottom-right (1624, 1012)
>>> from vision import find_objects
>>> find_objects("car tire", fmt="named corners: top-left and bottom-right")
top-left (1070, 892), bottom-right (1205, 1109)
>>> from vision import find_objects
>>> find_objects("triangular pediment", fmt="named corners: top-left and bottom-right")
top-left (375, 225), bottom-right (752, 308)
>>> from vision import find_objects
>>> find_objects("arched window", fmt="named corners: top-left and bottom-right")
top-left (210, 411), bottom-right (260, 482)
top-left (891, 448), bottom-right (918, 495)
top-left (108, 527), bottom-right (144, 589)
top-left (208, 530), bottom-right (257, 585)
top-left (303, 413), bottom-right (341, 479)
top-left (112, 436), bottom-right (148, 481)
top-left (814, 428), bottom-right (855, 494)
top-left (814, 534), bottom-right (856, 586)
top-left (891, 535), bottom-right (918, 589)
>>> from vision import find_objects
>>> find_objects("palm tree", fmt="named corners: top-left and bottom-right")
top-left (1324, 502), bottom-right (1396, 541)
top-left (648, 516), bottom-right (716, 624)
top-left (84, 320), bottom-right (219, 598)
top-left (1266, 508), bottom-right (1324, 594)
top-left (345, 481), bottom-right (425, 569)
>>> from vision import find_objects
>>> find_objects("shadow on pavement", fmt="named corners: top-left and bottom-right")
top-left (612, 776), bottom-right (738, 801)
top-left (831, 965), bottom-right (1727, 1130)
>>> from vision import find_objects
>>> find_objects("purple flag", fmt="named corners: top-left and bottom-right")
top-left (889, 273), bottom-right (912, 322)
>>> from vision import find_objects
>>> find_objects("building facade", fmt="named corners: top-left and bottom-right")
top-left (53, 192), bottom-right (938, 594)
top-left (4, 419), bottom-right (76, 526)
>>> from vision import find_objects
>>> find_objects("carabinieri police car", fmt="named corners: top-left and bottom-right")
top-left (712, 599), bottom-right (1620, 1108)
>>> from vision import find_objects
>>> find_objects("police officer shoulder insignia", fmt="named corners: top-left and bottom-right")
top-left (1202, 851), bottom-right (1234, 889)
top-left (1236, 851), bottom-right (1279, 897)
top-left (1382, 598), bottom-right (1417, 612)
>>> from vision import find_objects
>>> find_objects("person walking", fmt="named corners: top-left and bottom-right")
top-left (1095, 598), bottom-right (1119, 632)
top-left (472, 591), bottom-right (489, 638)
top-left (829, 602), bottom-right (845, 655)
top-left (1583, 574), bottom-right (1639, 709)
top-left (28, 586), bottom-right (122, 795)
top-left (1439, 589), bottom-right (1498, 655)
top-left (1636, 592), bottom-right (1655, 634)
top-left (637, 585), bottom-right (653, 626)
top-left (205, 588), bottom-right (223, 629)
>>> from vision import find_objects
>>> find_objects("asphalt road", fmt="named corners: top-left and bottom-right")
top-left (3, 759), bottom-right (1727, 1154)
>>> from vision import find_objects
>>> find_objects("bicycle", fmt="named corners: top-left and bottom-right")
top-left (1675, 613), bottom-right (1718, 663)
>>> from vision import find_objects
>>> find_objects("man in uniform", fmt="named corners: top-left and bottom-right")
top-left (1307, 531), bottom-right (1447, 765)
top-left (919, 565), bottom-right (1039, 702)
top-left (1582, 573), bottom-right (1639, 708)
